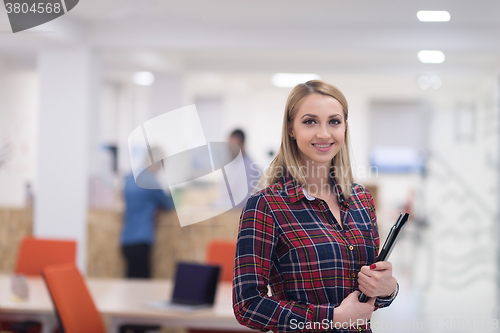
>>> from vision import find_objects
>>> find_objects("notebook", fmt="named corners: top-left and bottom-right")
top-left (144, 262), bottom-right (221, 312)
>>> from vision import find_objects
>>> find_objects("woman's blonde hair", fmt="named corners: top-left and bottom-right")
top-left (256, 80), bottom-right (354, 199)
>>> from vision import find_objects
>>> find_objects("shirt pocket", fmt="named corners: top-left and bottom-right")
top-left (348, 207), bottom-right (373, 231)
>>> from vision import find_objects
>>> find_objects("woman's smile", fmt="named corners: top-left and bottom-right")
top-left (312, 142), bottom-right (334, 151)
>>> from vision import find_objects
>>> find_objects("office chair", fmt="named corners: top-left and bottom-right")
top-left (15, 237), bottom-right (77, 276)
top-left (1, 237), bottom-right (77, 333)
top-left (42, 263), bottom-right (161, 333)
top-left (189, 240), bottom-right (238, 333)
top-left (42, 263), bottom-right (106, 333)
top-left (205, 240), bottom-right (237, 282)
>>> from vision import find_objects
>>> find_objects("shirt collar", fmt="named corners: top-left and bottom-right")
top-left (280, 168), bottom-right (346, 206)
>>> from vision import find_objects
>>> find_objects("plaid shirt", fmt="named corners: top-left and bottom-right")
top-left (232, 171), bottom-right (398, 333)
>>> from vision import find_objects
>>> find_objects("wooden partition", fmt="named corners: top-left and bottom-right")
top-left (0, 207), bottom-right (242, 279)
top-left (1, 184), bottom-right (377, 278)
top-left (0, 208), bottom-right (33, 274)
top-left (87, 209), bottom-right (242, 279)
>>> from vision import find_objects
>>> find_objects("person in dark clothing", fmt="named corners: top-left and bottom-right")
top-left (121, 153), bottom-right (174, 279)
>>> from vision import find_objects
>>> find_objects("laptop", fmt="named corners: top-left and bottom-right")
top-left (145, 262), bottom-right (221, 312)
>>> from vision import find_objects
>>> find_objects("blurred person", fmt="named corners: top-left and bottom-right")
top-left (121, 147), bottom-right (174, 279)
top-left (25, 181), bottom-right (34, 208)
top-left (228, 129), bottom-right (262, 208)
top-left (233, 81), bottom-right (398, 332)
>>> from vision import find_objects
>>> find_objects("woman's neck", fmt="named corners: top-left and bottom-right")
top-left (300, 160), bottom-right (333, 197)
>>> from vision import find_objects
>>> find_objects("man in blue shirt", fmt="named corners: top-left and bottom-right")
top-left (228, 129), bottom-right (262, 209)
top-left (121, 160), bottom-right (174, 278)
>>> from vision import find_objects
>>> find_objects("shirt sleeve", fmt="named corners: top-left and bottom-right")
top-left (152, 189), bottom-right (174, 211)
top-left (232, 193), bottom-right (335, 333)
top-left (365, 189), bottom-right (399, 310)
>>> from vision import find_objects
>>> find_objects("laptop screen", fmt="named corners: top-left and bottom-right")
top-left (171, 262), bottom-right (221, 306)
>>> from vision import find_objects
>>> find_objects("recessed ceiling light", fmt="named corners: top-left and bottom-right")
top-left (430, 76), bottom-right (442, 89)
top-left (272, 73), bottom-right (321, 88)
top-left (418, 76), bottom-right (431, 89)
top-left (418, 75), bottom-right (442, 89)
top-left (418, 50), bottom-right (445, 64)
top-left (132, 71), bottom-right (155, 86)
top-left (417, 10), bottom-right (450, 22)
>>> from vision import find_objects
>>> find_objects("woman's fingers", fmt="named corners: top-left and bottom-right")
top-left (358, 261), bottom-right (397, 298)
top-left (367, 295), bottom-right (376, 306)
top-left (358, 270), bottom-right (377, 296)
top-left (335, 290), bottom-right (376, 327)
top-left (359, 265), bottom-right (373, 276)
top-left (358, 278), bottom-right (376, 297)
top-left (351, 290), bottom-right (361, 297)
top-left (369, 261), bottom-right (392, 271)
top-left (358, 269), bottom-right (382, 283)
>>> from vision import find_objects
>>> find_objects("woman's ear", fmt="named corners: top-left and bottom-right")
top-left (287, 121), bottom-right (294, 138)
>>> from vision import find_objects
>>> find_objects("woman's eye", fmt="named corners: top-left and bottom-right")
top-left (303, 119), bottom-right (341, 125)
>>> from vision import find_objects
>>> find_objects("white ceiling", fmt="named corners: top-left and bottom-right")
top-left (1, 0), bottom-right (500, 76)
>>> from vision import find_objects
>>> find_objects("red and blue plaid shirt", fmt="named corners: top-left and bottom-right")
top-left (232, 170), bottom-right (398, 332)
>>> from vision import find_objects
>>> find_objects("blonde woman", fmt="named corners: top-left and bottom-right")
top-left (232, 80), bottom-right (398, 333)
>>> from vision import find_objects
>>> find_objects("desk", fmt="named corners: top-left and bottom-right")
top-left (0, 275), bottom-right (253, 333)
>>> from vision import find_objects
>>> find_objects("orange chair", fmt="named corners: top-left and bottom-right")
top-left (188, 240), bottom-right (238, 333)
top-left (1, 237), bottom-right (76, 333)
top-left (15, 237), bottom-right (77, 276)
top-left (205, 240), bottom-right (237, 282)
top-left (42, 263), bottom-right (106, 333)
top-left (42, 263), bottom-right (161, 333)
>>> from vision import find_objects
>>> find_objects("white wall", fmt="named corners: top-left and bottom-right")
top-left (34, 48), bottom-right (99, 272)
top-left (0, 59), bottom-right (38, 208)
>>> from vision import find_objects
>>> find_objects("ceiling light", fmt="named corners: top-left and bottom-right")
top-left (430, 76), bottom-right (442, 89)
top-left (272, 73), bottom-right (321, 88)
top-left (418, 76), bottom-right (431, 89)
top-left (132, 71), bottom-right (155, 86)
top-left (418, 50), bottom-right (445, 64)
top-left (418, 75), bottom-right (442, 89)
top-left (417, 10), bottom-right (450, 22)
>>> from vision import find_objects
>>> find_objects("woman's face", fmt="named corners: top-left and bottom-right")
top-left (288, 93), bottom-right (346, 168)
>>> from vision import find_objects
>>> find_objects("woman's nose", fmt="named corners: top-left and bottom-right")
top-left (317, 124), bottom-right (330, 138)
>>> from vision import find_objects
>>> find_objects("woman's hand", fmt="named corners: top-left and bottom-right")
top-left (333, 290), bottom-right (376, 328)
top-left (357, 261), bottom-right (397, 298)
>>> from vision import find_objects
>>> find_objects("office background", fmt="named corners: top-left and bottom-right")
top-left (0, 1), bottom-right (499, 332)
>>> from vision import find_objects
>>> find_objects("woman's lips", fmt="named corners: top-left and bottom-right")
top-left (312, 143), bottom-right (333, 152)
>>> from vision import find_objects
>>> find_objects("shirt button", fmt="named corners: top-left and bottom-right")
top-left (352, 272), bottom-right (356, 278)
top-left (349, 245), bottom-right (354, 250)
